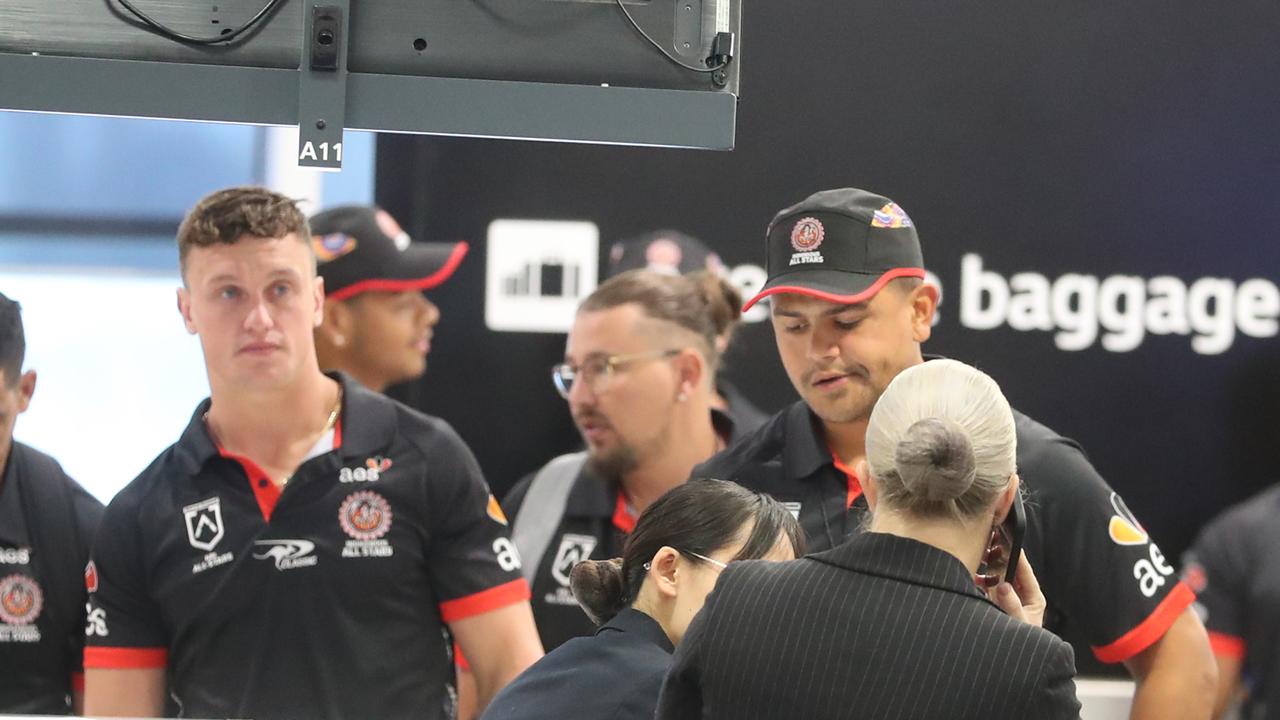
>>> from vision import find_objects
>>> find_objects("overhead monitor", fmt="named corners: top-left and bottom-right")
top-left (0, 0), bottom-right (742, 164)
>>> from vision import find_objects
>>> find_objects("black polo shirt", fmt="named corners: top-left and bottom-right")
top-left (1182, 483), bottom-right (1280, 720)
top-left (0, 442), bottom-right (103, 715)
top-left (695, 399), bottom-right (1196, 668)
top-left (501, 465), bottom-right (632, 652)
top-left (85, 374), bottom-right (529, 720)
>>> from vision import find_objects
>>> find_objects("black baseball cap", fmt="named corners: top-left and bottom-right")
top-left (741, 188), bottom-right (926, 311)
top-left (606, 229), bottom-right (725, 278)
top-left (309, 205), bottom-right (469, 302)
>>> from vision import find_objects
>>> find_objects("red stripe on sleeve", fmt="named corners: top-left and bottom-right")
top-left (71, 672), bottom-right (85, 692)
top-left (1208, 631), bottom-right (1246, 659)
top-left (1092, 581), bottom-right (1196, 663)
top-left (84, 647), bottom-right (169, 669)
top-left (439, 579), bottom-right (531, 624)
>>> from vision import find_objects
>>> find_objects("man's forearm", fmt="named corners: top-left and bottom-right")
top-left (1125, 609), bottom-right (1217, 720)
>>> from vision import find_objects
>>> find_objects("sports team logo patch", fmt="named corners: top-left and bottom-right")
top-left (340, 491), bottom-right (393, 541)
top-left (487, 495), bottom-right (509, 526)
top-left (1107, 492), bottom-right (1148, 546)
top-left (551, 534), bottom-right (598, 587)
top-left (183, 497), bottom-right (225, 552)
top-left (870, 202), bottom-right (913, 228)
top-left (85, 561), bottom-right (99, 594)
top-left (0, 574), bottom-right (44, 626)
top-left (790, 217), bottom-right (825, 252)
top-left (312, 233), bottom-right (358, 262)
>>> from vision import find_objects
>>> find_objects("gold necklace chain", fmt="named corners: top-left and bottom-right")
top-left (283, 384), bottom-right (343, 486)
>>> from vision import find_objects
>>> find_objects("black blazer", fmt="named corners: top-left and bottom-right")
top-left (657, 533), bottom-right (1081, 720)
top-left (482, 608), bottom-right (674, 720)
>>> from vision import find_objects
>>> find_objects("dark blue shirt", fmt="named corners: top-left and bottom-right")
top-left (482, 608), bottom-right (674, 720)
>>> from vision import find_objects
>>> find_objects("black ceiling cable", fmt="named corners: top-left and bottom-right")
top-left (112, 0), bottom-right (287, 45)
top-left (613, 0), bottom-right (729, 73)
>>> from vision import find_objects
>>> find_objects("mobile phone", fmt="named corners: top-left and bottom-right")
top-left (1000, 491), bottom-right (1026, 585)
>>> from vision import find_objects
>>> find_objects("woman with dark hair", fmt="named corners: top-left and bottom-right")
top-left (481, 479), bottom-right (803, 720)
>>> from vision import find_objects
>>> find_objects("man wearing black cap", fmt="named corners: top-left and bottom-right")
top-left (309, 204), bottom-right (468, 393)
top-left (694, 188), bottom-right (1217, 719)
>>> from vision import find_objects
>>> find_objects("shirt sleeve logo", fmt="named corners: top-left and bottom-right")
top-left (487, 495), bottom-right (509, 526)
top-left (182, 497), bottom-right (226, 552)
top-left (1108, 492), bottom-right (1149, 546)
top-left (0, 574), bottom-right (44, 626)
top-left (85, 561), bottom-right (99, 594)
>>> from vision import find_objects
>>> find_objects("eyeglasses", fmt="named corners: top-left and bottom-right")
top-left (551, 348), bottom-right (681, 399)
top-left (681, 550), bottom-right (728, 570)
top-left (643, 550), bottom-right (729, 572)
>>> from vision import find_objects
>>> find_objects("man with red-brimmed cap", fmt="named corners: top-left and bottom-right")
top-left (310, 204), bottom-right (469, 393)
top-left (694, 187), bottom-right (1217, 720)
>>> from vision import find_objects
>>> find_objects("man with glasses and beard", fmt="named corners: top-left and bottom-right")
top-left (502, 270), bottom-right (733, 652)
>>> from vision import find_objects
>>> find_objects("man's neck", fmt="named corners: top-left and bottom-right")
top-left (620, 403), bottom-right (720, 513)
top-left (822, 416), bottom-right (869, 468)
top-left (205, 369), bottom-right (340, 462)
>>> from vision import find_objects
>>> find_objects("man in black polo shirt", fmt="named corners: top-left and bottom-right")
top-left (83, 187), bottom-right (542, 720)
top-left (503, 270), bottom-right (733, 651)
top-left (0, 292), bottom-right (104, 715)
top-left (1182, 483), bottom-right (1280, 720)
top-left (695, 188), bottom-right (1217, 719)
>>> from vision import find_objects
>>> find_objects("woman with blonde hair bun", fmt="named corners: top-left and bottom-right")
top-left (658, 359), bottom-right (1082, 720)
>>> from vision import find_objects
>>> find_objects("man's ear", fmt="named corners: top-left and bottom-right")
top-left (15, 370), bottom-right (36, 414)
top-left (909, 282), bottom-right (940, 343)
top-left (673, 348), bottom-right (707, 397)
top-left (312, 276), bottom-right (326, 328)
top-left (647, 546), bottom-right (682, 600)
top-left (176, 288), bottom-right (197, 335)
top-left (319, 299), bottom-right (355, 345)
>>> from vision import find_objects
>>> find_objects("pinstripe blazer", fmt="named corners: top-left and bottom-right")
top-left (656, 532), bottom-right (1081, 720)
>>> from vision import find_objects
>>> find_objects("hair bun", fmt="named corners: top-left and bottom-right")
top-left (894, 417), bottom-right (977, 502)
top-left (569, 558), bottom-right (627, 626)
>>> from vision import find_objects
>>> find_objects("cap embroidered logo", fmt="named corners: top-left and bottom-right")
top-left (790, 217), bottom-right (825, 252)
top-left (870, 202), bottom-right (913, 228)
top-left (313, 233), bottom-right (359, 261)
